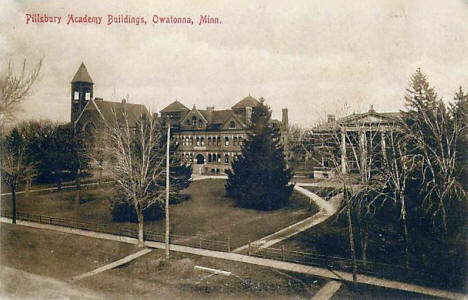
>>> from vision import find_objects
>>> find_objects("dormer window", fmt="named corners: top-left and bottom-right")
top-left (192, 116), bottom-right (197, 127)
top-left (85, 92), bottom-right (91, 101)
top-left (74, 91), bottom-right (79, 101)
top-left (229, 121), bottom-right (236, 128)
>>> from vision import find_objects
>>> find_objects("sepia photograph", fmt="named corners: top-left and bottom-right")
top-left (0, 0), bottom-right (467, 299)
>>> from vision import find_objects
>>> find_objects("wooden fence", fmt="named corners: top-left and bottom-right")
top-left (1, 209), bottom-right (458, 289)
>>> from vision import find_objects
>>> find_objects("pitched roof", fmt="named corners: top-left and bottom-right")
top-left (313, 110), bottom-right (401, 131)
top-left (231, 95), bottom-right (260, 109)
top-left (93, 100), bottom-right (149, 126)
top-left (71, 62), bottom-right (93, 84)
top-left (160, 100), bottom-right (189, 113)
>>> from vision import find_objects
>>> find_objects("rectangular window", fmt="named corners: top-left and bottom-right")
top-left (74, 91), bottom-right (79, 101)
top-left (85, 92), bottom-right (91, 100)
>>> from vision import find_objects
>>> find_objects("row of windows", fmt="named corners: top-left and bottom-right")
top-left (184, 117), bottom-right (237, 129)
top-left (73, 91), bottom-right (91, 101)
top-left (176, 135), bottom-right (244, 146)
top-left (181, 152), bottom-right (240, 164)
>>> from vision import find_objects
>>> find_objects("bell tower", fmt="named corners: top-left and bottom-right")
top-left (71, 62), bottom-right (93, 123)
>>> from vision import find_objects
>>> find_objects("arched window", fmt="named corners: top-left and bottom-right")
top-left (189, 137), bottom-right (193, 145)
top-left (198, 120), bottom-right (203, 128)
top-left (229, 121), bottom-right (236, 128)
top-left (208, 137), bottom-right (212, 145)
top-left (233, 137), bottom-right (238, 146)
top-left (196, 137), bottom-right (200, 146)
top-left (208, 154), bottom-right (212, 162)
top-left (83, 122), bottom-right (95, 138)
top-left (217, 154), bottom-right (221, 163)
top-left (201, 137), bottom-right (205, 145)
top-left (192, 116), bottom-right (197, 127)
top-left (217, 136), bottom-right (220, 145)
top-left (225, 136), bottom-right (229, 146)
top-left (224, 154), bottom-right (229, 164)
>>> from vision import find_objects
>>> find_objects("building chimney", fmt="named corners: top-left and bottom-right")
top-left (206, 106), bottom-right (214, 123)
top-left (282, 108), bottom-right (289, 128)
top-left (245, 106), bottom-right (252, 124)
top-left (121, 98), bottom-right (126, 104)
top-left (327, 114), bottom-right (336, 123)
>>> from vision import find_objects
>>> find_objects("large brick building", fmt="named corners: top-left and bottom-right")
top-left (159, 98), bottom-right (289, 175)
top-left (70, 63), bottom-right (289, 175)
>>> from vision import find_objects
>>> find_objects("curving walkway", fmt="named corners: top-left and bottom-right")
top-left (233, 185), bottom-right (342, 253)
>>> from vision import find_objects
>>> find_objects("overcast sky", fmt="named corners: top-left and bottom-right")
top-left (1, 0), bottom-right (467, 126)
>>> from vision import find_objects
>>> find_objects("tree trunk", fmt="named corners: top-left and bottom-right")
top-left (441, 201), bottom-right (448, 239)
top-left (136, 204), bottom-right (145, 247)
top-left (57, 174), bottom-right (62, 190)
top-left (360, 221), bottom-right (369, 266)
top-left (11, 186), bottom-right (17, 224)
top-left (25, 177), bottom-right (31, 198)
top-left (401, 195), bottom-right (410, 270)
top-left (99, 167), bottom-right (103, 184)
top-left (75, 169), bottom-right (81, 204)
top-left (346, 193), bottom-right (358, 286)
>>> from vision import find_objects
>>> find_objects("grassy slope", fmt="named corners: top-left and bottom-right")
top-left (1, 179), bottom-right (318, 249)
top-left (1, 223), bottom-right (324, 299)
top-left (0, 223), bottom-right (136, 280)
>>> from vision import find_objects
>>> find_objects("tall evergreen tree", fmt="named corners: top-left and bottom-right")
top-left (402, 69), bottom-right (465, 238)
top-left (226, 99), bottom-right (294, 210)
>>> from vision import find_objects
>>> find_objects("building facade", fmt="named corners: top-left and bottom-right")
top-left (159, 97), bottom-right (289, 175)
top-left (310, 107), bottom-right (400, 179)
top-left (69, 63), bottom-right (289, 175)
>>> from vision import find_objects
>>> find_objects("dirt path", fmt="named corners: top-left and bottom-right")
top-left (70, 248), bottom-right (153, 281)
top-left (311, 280), bottom-right (342, 300)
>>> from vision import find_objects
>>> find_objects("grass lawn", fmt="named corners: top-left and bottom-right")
top-left (1, 223), bottom-right (326, 299)
top-left (1, 179), bottom-right (318, 249)
top-left (0, 223), bottom-right (136, 280)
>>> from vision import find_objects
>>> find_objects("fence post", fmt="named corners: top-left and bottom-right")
top-left (39, 215), bottom-right (42, 223)
top-left (248, 240), bottom-right (251, 256)
top-left (282, 245), bottom-right (285, 261)
top-left (227, 236), bottom-right (231, 252)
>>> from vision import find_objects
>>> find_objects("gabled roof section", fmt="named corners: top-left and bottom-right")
top-left (75, 99), bottom-right (149, 126)
top-left (94, 100), bottom-right (149, 126)
top-left (221, 112), bottom-right (247, 129)
top-left (313, 109), bottom-right (401, 131)
top-left (180, 105), bottom-right (208, 125)
top-left (160, 100), bottom-right (189, 113)
top-left (231, 95), bottom-right (260, 109)
top-left (71, 62), bottom-right (93, 84)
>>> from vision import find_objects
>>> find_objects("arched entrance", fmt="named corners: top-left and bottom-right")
top-left (196, 154), bottom-right (205, 164)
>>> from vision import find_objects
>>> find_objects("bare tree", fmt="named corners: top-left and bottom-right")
top-left (1, 127), bottom-right (35, 223)
top-left (377, 128), bottom-right (420, 269)
top-left (287, 125), bottom-right (314, 169)
top-left (0, 58), bottom-right (43, 130)
top-left (105, 109), bottom-right (167, 247)
top-left (403, 70), bottom-right (466, 237)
